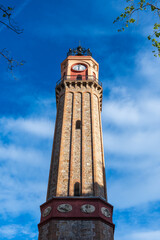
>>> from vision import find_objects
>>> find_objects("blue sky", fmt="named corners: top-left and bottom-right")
top-left (0, 0), bottom-right (160, 239)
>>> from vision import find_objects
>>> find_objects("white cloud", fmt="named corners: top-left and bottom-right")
top-left (0, 181), bottom-right (46, 216)
top-left (120, 230), bottom-right (160, 240)
top-left (0, 144), bottom-right (45, 164)
top-left (103, 96), bottom-right (160, 128)
top-left (0, 117), bottom-right (54, 138)
top-left (102, 69), bottom-right (160, 208)
top-left (0, 224), bottom-right (37, 239)
top-left (104, 129), bottom-right (160, 156)
top-left (102, 85), bottom-right (160, 158)
top-left (108, 164), bottom-right (160, 208)
top-left (136, 50), bottom-right (160, 87)
top-left (103, 100), bottom-right (139, 126)
top-left (0, 162), bottom-right (47, 216)
top-left (0, 116), bottom-right (52, 217)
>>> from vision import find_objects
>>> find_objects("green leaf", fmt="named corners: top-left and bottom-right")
top-left (154, 24), bottom-right (158, 30)
top-left (3, 14), bottom-right (6, 17)
top-left (148, 35), bottom-right (151, 40)
top-left (129, 18), bottom-right (136, 23)
top-left (8, 7), bottom-right (13, 10)
top-left (155, 32), bottom-right (160, 38)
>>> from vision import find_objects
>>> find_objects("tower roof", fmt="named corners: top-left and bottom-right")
top-left (67, 45), bottom-right (92, 57)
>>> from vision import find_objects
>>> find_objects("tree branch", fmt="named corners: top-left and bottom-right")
top-left (0, 49), bottom-right (25, 71)
top-left (0, 20), bottom-right (23, 34)
top-left (0, 4), bottom-right (23, 34)
top-left (114, 0), bottom-right (160, 57)
top-left (0, 4), bottom-right (24, 74)
top-left (146, 2), bottom-right (160, 11)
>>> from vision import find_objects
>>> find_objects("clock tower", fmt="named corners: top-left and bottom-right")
top-left (38, 46), bottom-right (115, 240)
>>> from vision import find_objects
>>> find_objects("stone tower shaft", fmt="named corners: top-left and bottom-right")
top-left (47, 72), bottom-right (107, 200)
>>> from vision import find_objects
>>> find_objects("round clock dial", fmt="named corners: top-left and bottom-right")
top-left (72, 64), bottom-right (86, 71)
top-left (57, 204), bottom-right (72, 213)
top-left (81, 204), bottom-right (95, 213)
top-left (42, 206), bottom-right (52, 217)
top-left (101, 207), bottom-right (111, 218)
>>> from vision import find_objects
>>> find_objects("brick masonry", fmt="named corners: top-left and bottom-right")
top-left (46, 82), bottom-right (107, 199)
top-left (93, 93), bottom-right (105, 197)
top-left (39, 220), bottom-right (114, 240)
top-left (83, 92), bottom-right (93, 195)
top-left (57, 92), bottom-right (73, 196)
top-left (39, 55), bottom-right (114, 239)
top-left (47, 95), bottom-right (65, 199)
top-left (70, 92), bottom-right (82, 195)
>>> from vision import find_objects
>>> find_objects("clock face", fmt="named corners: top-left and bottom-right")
top-left (72, 64), bottom-right (86, 71)
top-left (101, 207), bottom-right (111, 218)
top-left (57, 204), bottom-right (72, 213)
top-left (42, 206), bottom-right (52, 217)
top-left (81, 204), bottom-right (95, 213)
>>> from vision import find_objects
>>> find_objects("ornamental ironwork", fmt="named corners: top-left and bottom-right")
top-left (67, 45), bottom-right (92, 56)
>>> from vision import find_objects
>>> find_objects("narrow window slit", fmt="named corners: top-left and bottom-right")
top-left (76, 120), bottom-right (81, 129)
top-left (74, 182), bottom-right (80, 196)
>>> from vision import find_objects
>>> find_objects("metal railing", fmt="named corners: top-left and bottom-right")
top-left (56, 75), bottom-right (102, 87)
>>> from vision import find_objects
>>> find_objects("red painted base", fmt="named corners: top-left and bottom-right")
top-left (38, 197), bottom-right (115, 230)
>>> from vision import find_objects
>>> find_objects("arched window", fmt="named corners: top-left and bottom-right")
top-left (76, 120), bottom-right (81, 129)
top-left (74, 182), bottom-right (80, 196)
top-left (77, 75), bottom-right (82, 80)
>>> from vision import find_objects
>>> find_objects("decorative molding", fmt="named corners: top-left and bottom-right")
top-left (81, 204), bottom-right (95, 213)
top-left (57, 204), bottom-right (72, 213)
top-left (55, 80), bottom-right (103, 111)
top-left (101, 207), bottom-right (111, 218)
top-left (42, 206), bottom-right (52, 217)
